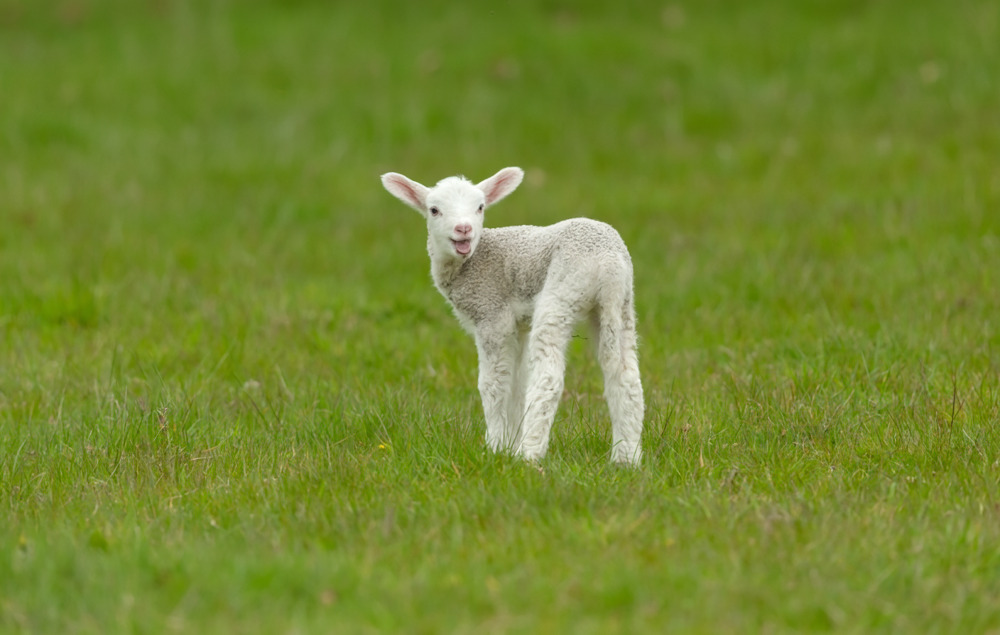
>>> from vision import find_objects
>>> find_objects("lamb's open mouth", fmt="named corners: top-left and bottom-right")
top-left (452, 239), bottom-right (472, 255)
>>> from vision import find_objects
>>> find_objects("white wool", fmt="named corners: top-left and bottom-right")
top-left (380, 167), bottom-right (644, 464)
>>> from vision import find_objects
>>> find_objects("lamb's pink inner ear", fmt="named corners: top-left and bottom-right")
top-left (478, 167), bottom-right (524, 207)
top-left (382, 173), bottom-right (427, 212)
top-left (395, 180), bottom-right (422, 207)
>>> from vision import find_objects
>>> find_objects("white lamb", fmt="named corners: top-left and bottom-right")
top-left (380, 167), bottom-right (644, 465)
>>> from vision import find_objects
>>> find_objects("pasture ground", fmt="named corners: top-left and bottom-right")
top-left (2, 1), bottom-right (999, 632)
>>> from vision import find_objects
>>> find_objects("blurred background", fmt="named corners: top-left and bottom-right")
top-left (2, 0), bottom-right (998, 401)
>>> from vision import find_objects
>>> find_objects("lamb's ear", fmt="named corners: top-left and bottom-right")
top-left (381, 172), bottom-right (429, 215)
top-left (476, 167), bottom-right (524, 208)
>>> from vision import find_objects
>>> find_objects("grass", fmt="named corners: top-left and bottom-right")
top-left (2, 0), bottom-right (1000, 632)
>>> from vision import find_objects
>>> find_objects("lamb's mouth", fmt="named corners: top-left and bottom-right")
top-left (451, 239), bottom-right (472, 256)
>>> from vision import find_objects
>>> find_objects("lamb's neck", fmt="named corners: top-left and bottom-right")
top-left (428, 247), bottom-right (466, 300)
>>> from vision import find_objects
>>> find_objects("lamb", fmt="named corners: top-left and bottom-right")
top-left (380, 167), bottom-right (644, 465)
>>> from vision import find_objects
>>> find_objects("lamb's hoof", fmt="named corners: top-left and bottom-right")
top-left (486, 435), bottom-right (516, 455)
top-left (515, 445), bottom-right (546, 463)
top-left (610, 448), bottom-right (643, 467)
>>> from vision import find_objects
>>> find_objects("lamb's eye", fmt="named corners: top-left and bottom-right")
top-left (430, 206), bottom-right (440, 216)
top-left (477, 204), bottom-right (484, 213)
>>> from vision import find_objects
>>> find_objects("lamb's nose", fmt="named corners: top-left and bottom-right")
top-left (455, 223), bottom-right (472, 236)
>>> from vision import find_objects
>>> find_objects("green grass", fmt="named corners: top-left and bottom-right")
top-left (3, 0), bottom-right (1000, 632)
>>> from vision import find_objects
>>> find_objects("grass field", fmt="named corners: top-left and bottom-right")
top-left (3, 0), bottom-right (1000, 632)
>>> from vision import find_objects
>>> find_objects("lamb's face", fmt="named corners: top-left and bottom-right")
top-left (381, 167), bottom-right (523, 263)
top-left (425, 177), bottom-right (486, 260)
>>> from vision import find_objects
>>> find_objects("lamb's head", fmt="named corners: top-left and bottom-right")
top-left (381, 167), bottom-right (524, 261)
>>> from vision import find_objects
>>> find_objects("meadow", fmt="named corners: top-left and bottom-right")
top-left (2, 0), bottom-right (1000, 632)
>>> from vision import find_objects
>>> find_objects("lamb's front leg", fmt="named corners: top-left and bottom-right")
top-left (517, 306), bottom-right (574, 461)
top-left (475, 327), bottom-right (520, 453)
top-left (505, 329), bottom-right (531, 450)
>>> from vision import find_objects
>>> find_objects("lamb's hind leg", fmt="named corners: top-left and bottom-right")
top-left (517, 306), bottom-right (574, 461)
top-left (595, 292), bottom-right (644, 465)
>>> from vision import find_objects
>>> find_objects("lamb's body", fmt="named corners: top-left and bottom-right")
top-left (381, 168), bottom-right (644, 464)
top-left (438, 220), bottom-right (621, 332)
